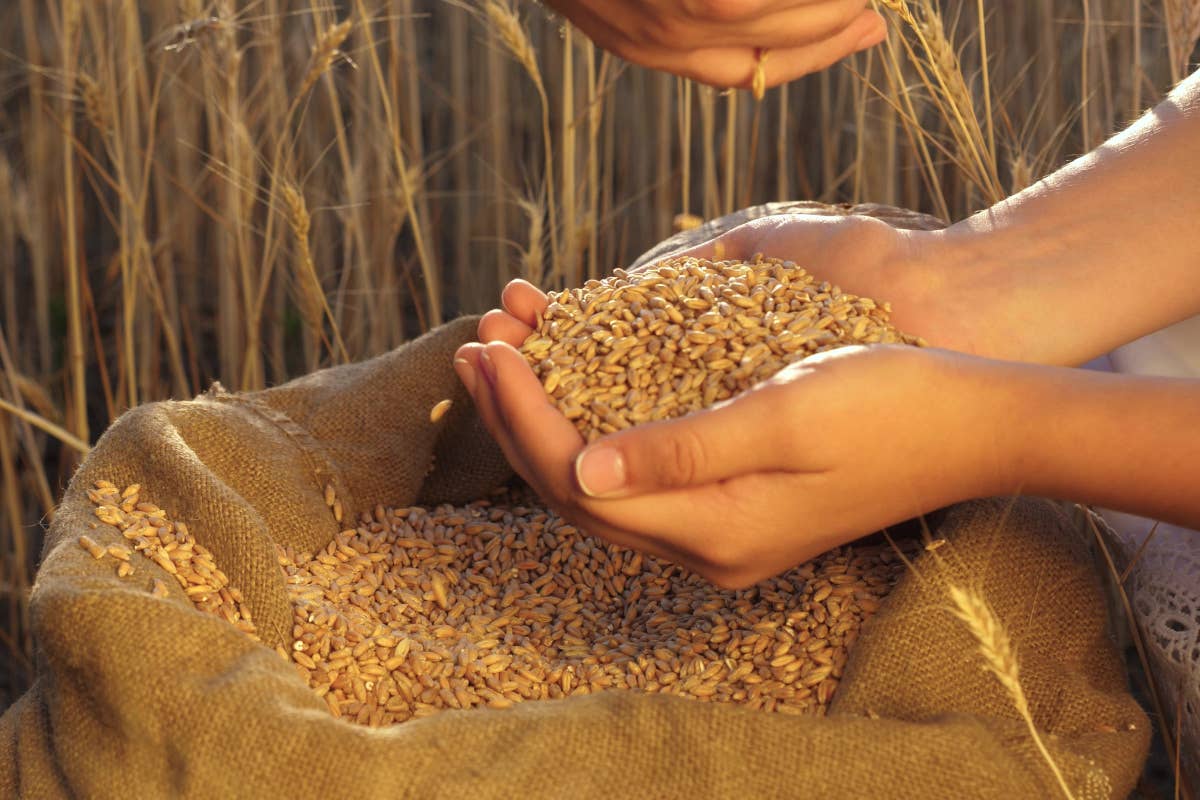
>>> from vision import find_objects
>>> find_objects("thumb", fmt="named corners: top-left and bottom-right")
top-left (573, 387), bottom-right (792, 499)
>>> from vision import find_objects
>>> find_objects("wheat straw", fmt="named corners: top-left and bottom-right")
top-left (296, 19), bottom-right (352, 103)
top-left (281, 183), bottom-right (349, 362)
top-left (484, 0), bottom-right (559, 279)
top-left (948, 584), bottom-right (1075, 800)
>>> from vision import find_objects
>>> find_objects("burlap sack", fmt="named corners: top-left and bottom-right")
top-left (0, 207), bottom-right (1150, 798)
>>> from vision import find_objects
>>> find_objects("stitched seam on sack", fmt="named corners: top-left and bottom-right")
top-left (199, 383), bottom-right (348, 510)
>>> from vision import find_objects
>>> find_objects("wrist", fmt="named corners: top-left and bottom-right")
top-left (924, 350), bottom-right (1030, 501)
top-left (922, 344), bottom-right (1200, 529)
top-left (949, 357), bottom-right (1128, 505)
top-left (902, 202), bottom-right (1128, 366)
top-left (880, 227), bottom-right (1018, 361)
top-left (909, 217), bottom-right (1067, 363)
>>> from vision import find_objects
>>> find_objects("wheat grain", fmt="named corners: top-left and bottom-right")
top-left (752, 49), bottom-right (769, 102)
top-left (86, 483), bottom-right (259, 640)
top-left (520, 255), bottom-right (923, 442)
top-left (429, 399), bottom-right (453, 423)
top-left (88, 481), bottom-right (915, 727)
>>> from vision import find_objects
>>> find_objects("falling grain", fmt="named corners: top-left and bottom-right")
top-left (429, 399), bottom-right (453, 423)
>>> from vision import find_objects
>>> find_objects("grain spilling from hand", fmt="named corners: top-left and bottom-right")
top-left (752, 50), bottom-right (769, 101)
top-left (89, 482), bottom-right (915, 727)
top-left (429, 399), bottom-right (453, 423)
top-left (520, 255), bottom-right (924, 442)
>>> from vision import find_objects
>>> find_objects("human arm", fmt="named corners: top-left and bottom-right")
top-left (455, 340), bottom-right (1200, 588)
top-left (620, 69), bottom-right (1200, 365)
top-left (478, 71), bottom-right (1200, 369)
top-left (541, 0), bottom-right (887, 88)
top-left (455, 70), bottom-right (1200, 584)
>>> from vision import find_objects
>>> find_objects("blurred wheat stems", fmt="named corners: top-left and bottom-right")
top-left (0, 398), bottom-right (91, 456)
top-left (482, 0), bottom-right (558, 286)
top-left (1085, 512), bottom-right (1191, 799)
top-left (876, 0), bottom-right (1004, 204)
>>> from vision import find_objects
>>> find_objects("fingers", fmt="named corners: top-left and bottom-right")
top-left (707, 8), bottom-right (884, 88)
top-left (476, 280), bottom-right (549, 345)
top-left (478, 309), bottom-right (534, 348)
top-left (479, 342), bottom-right (586, 482)
top-left (464, 341), bottom-right (715, 573)
top-left (585, 472), bottom-right (822, 587)
top-left (695, 1), bottom-right (874, 50)
top-left (661, 215), bottom-right (783, 262)
top-left (615, 0), bottom-right (870, 50)
top-left (559, 0), bottom-right (883, 88)
top-left (454, 343), bottom-right (538, 487)
top-left (459, 339), bottom-right (827, 588)
top-left (666, 226), bottom-right (754, 263)
top-left (658, 212), bottom-right (858, 271)
top-left (763, 9), bottom-right (886, 83)
top-left (572, 382), bottom-right (803, 499)
top-left (500, 279), bottom-right (549, 327)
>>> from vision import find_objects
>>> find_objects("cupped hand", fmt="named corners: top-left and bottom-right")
top-left (456, 310), bottom-right (1009, 587)
top-left (475, 214), bottom-right (964, 352)
top-left (542, 0), bottom-right (887, 89)
top-left (661, 213), bottom-right (1010, 358)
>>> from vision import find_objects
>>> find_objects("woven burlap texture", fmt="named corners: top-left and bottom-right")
top-left (1, 206), bottom-right (1150, 798)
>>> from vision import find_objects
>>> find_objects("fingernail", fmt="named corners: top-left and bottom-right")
top-left (453, 358), bottom-right (475, 394)
top-left (575, 446), bottom-right (627, 498)
top-left (479, 349), bottom-right (497, 384)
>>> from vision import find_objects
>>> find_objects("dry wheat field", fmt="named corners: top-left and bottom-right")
top-left (0, 0), bottom-right (1197, 789)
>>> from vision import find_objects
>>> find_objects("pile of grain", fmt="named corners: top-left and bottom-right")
top-left (78, 257), bottom-right (923, 727)
top-left (83, 481), bottom-right (259, 638)
top-left (520, 255), bottom-right (924, 441)
top-left (86, 483), bottom-right (916, 727)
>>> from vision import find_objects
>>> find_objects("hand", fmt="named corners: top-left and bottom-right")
top-left (542, 0), bottom-right (888, 89)
top-left (456, 321), bottom-right (1010, 588)
top-left (646, 212), bottom-right (999, 359)
top-left (473, 209), bottom-right (1054, 379)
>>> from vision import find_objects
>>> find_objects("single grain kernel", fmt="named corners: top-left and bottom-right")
top-left (78, 534), bottom-right (107, 560)
top-left (429, 399), bottom-right (453, 423)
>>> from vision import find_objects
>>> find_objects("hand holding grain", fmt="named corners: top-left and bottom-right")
top-left (456, 289), bottom-right (1007, 588)
top-left (542, 0), bottom-right (887, 89)
top-left (656, 213), bottom-right (1005, 359)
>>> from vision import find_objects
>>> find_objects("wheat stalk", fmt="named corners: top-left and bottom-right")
top-left (296, 19), bottom-right (351, 103)
top-left (76, 73), bottom-right (110, 137)
top-left (0, 397), bottom-right (91, 455)
top-left (875, 0), bottom-right (1004, 203)
top-left (948, 584), bottom-right (1076, 800)
top-left (281, 183), bottom-right (349, 363)
top-left (483, 0), bottom-right (559, 286)
top-left (561, 24), bottom-right (577, 288)
top-left (1165, 0), bottom-right (1200, 83)
top-left (517, 193), bottom-right (546, 287)
top-left (484, 0), bottom-right (538, 84)
top-left (347, 0), bottom-right (444, 328)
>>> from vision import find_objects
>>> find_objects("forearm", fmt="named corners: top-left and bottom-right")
top-left (973, 358), bottom-right (1200, 528)
top-left (927, 70), bottom-right (1200, 365)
